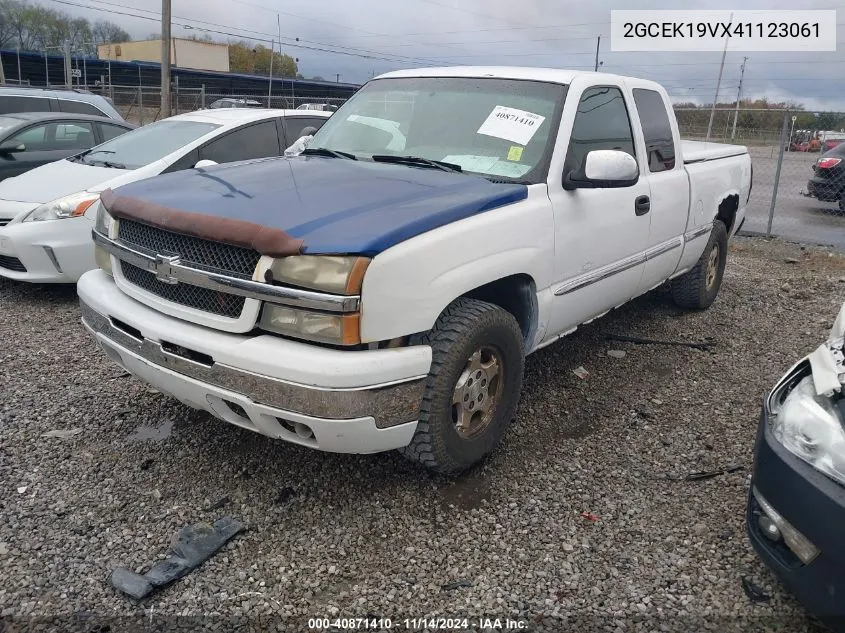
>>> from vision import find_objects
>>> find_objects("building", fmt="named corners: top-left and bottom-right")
top-left (97, 39), bottom-right (230, 73)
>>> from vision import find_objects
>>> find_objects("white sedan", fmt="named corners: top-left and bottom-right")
top-left (0, 108), bottom-right (330, 283)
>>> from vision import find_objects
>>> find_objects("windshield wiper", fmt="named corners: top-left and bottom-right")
top-left (92, 159), bottom-right (127, 169)
top-left (301, 147), bottom-right (357, 160)
top-left (371, 155), bottom-right (462, 173)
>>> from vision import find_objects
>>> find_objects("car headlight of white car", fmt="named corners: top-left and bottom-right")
top-left (22, 191), bottom-right (100, 223)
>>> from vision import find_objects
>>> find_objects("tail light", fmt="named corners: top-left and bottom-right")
top-left (817, 157), bottom-right (842, 169)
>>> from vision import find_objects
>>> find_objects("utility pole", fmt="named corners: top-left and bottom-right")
top-left (63, 40), bottom-right (72, 88)
top-left (730, 56), bottom-right (748, 140)
top-left (268, 38), bottom-right (274, 108)
top-left (594, 35), bottom-right (601, 72)
top-left (161, 0), bottom-right (172, 117)
top-left (706, 12), bottom-right (733, 142)
top-left (336, 73), bottom-right (340, 83)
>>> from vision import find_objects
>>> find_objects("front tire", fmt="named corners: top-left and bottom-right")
top-left (399, 298), bottom-right (525, 475)
top-left (671, 220), bottom-right (728, 310)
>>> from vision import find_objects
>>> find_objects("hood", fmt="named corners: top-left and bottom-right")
top-left (0, 159), bottom-right (124, 204)
top-left (107, 156), bottom-right (528, 256)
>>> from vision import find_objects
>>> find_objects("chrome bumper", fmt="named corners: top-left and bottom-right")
top-left (80, 300), bottom-right (426, 429)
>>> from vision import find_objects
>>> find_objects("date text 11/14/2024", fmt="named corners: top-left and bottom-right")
top-left (307, 617), bottom-right (528, 630)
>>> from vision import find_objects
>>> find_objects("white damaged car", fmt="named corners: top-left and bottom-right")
top-left (0, 108), bottom-right (330, 283)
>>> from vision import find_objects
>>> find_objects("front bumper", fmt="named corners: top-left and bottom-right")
top-left (747, 406), bottom-right (845, 629)
top-left (0, 216), bottom-right (95, 283)
top-left (78, 270), bottom-right (432, 454)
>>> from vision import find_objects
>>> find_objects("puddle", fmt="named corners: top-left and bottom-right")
top-left (127, 419), bottom-right (174, 442)
top-left (439, 470), bottom-right (492, 511)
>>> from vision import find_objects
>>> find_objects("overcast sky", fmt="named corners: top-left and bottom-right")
top-left (50, 0), bottom-right (845, 110)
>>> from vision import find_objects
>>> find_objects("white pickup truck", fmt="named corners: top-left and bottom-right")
top-left (78, 67), bottom-right (752, 474)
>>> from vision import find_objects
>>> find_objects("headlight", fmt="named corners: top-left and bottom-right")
top-left (94, 201), bottom-right (114, 237)
top-left (266, 255), bottom-right (369, 295)
top-left (259, 305), bottom-right (360, 345)
top-left (771, 374), bottom-right (845, 486)
top-left (22, 192), bottom-right (100, 223)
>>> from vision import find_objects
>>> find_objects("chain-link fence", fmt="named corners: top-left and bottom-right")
top-left (676, 108), bottom-right (845, 250)
top-left (94, 84), bottom-right (348, 126)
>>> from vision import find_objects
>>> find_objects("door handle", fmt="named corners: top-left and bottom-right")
top-left (635, 195), bottom-right (651, 216)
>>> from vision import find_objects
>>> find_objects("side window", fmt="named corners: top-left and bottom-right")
top-left (0, 96), bottom-right (52, 114)
top-left (58, 99), bottom-right (107, 117)
top-left (99, 123), bottom-right (129, 142)
top-left (9, 122), bottom-right (95, 150)
top-left (632, 89), bottom-right (676, 172)
top-left (53, 122), bottom-right (96, 149)
top-left (284, 117), bottom-right (327, 144)
top-left (9, 123), bottom-right (49, 148)
top-left (198, 121), bottom-right (281, 164)
top-left (564, 86), bottom-right (635, 176)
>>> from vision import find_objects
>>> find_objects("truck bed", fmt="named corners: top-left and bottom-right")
top-left (681, 140), bottom-right (748, 164)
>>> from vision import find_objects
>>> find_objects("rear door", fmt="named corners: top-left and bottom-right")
top-left (626, 82), bottom-right (690, 294)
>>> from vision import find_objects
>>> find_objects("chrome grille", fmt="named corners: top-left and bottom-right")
top-left (118, 219), bottom-right (260, 279)
top-left (121, 261), bottom-right (246, 318)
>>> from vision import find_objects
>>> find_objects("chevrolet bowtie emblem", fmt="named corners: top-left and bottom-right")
top-left (153, 253), bottom-right (180, 285)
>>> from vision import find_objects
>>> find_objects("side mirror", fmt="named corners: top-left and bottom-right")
top-left (0, 141), bottom-right (26, 155)
top-left (563, 149), bottom-right (639, 190)
top-left (194, 159), bottom-right (218, 169)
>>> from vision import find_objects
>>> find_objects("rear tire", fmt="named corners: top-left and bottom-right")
top-left (671, 220), bottom-right (728, 310)
top-left (399, 298), bottom-right (524, 475)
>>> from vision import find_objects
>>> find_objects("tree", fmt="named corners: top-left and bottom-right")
top-left (0, 0), bottom-right (128, 54)
top-left (227, 40), bottom-right (297, 77)
top-left (91, 19), bottom-right (129, 46)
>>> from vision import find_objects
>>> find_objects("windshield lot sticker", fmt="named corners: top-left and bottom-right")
top-left (507, 146), bottom-right (524, 161)
top-left (477, 106), bottom-right (546, 145)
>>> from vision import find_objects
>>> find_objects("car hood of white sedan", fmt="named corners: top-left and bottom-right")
top-left (0, 159), bottom-right (128, 204)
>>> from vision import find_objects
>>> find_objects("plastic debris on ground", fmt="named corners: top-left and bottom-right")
top-left (110, 517), bottom-right (245, 600)
top-left (580, 511), bottom-right (600, 522)
top-left (41, 429), bottom-right (82, 439)
top-left (741, 576), bottom-right (771, 603)
top-left (572, 366), bottom-right (589, 380)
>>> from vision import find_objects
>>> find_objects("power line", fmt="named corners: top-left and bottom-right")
top-left (43, 0), bottom-right (454, 66)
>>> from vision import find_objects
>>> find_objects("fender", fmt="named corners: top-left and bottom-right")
top-left (359, 190), bottom-right (555, 343)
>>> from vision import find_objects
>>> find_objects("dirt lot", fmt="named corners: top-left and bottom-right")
top-left (1, 236), bottom-right (844, 632)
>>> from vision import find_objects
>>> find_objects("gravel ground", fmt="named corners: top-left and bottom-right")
top-left (1, 236), bottom-right (844, 633)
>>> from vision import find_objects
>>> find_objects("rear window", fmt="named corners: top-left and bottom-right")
top-left (0, 95), bottom-right (52, 114)
top-left (58, 99), bottom-right (107, 117)
top-left (632, 88), bottom-right (676, 172)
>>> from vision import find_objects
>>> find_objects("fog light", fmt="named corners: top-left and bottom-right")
top-left (758, 515), bottom-right (782, 542)
top-left (753, 485), bottom-right (820, 564)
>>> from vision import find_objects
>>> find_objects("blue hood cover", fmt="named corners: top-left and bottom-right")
top-left (111, 156), bottom-right (528, 256)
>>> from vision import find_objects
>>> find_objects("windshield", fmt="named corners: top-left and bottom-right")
top-left (308, 77), bottom-right (567, 183)
top-left (77, 119), bottom-right (220, 169)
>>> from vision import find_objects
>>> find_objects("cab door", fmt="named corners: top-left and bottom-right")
top-left (544, 83), bottom-right (651, 339)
